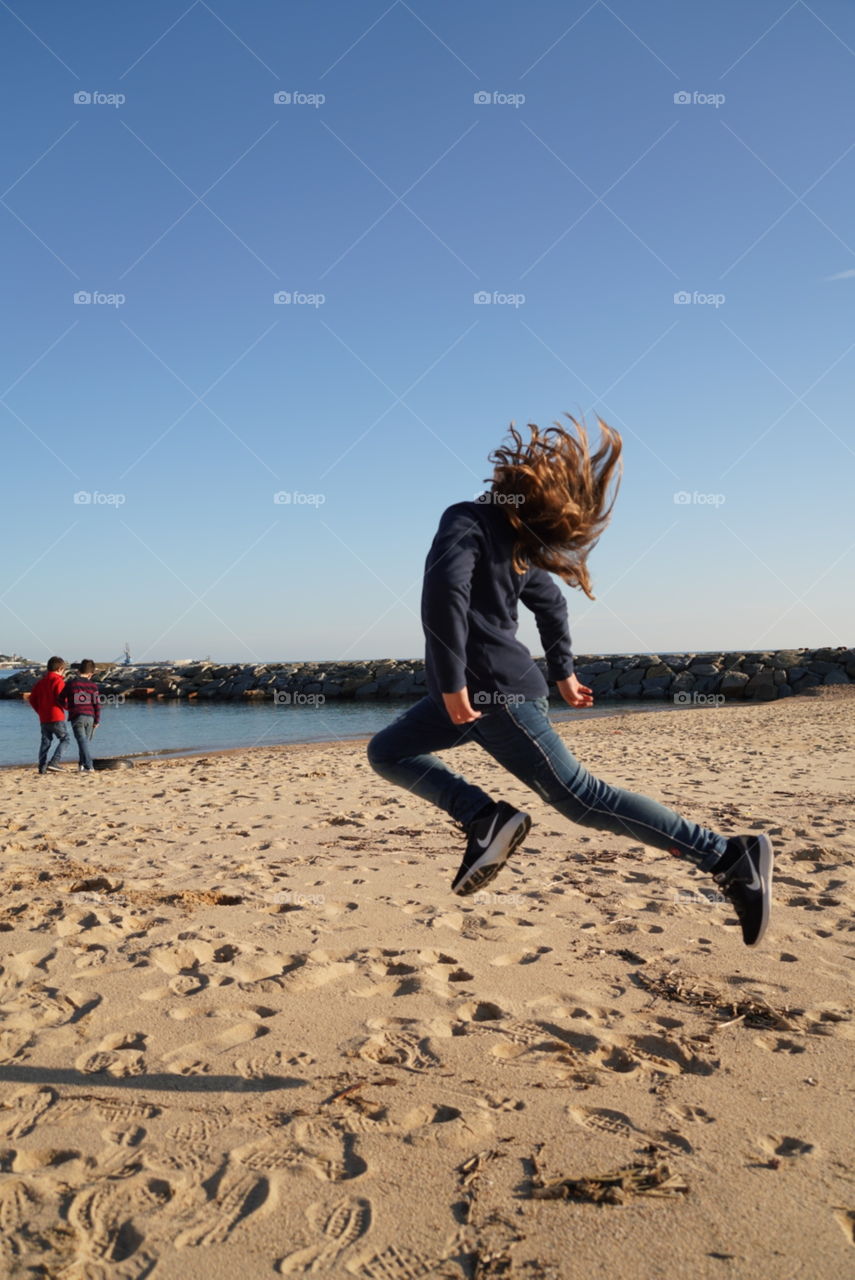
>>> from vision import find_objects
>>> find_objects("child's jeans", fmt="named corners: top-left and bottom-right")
top-left (367, 695), bottom-right (728, 872)
top-left (38, 721), bottom-right (68, 771)
top-left (71, 716), bottom-right (96, 770)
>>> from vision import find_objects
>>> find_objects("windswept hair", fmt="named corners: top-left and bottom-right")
top-left (488, 415), bottom-right (622, 600)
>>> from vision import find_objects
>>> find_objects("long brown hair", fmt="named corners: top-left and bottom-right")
top-left (487, 415), bottom-right (622, 600)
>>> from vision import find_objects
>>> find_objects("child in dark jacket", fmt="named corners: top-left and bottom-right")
top-left (62, 659), bottom-right (101, 773)
top-left (29, 656), bottom-right (69, 774)
top-left (368, 419), bottom-right (774, 947)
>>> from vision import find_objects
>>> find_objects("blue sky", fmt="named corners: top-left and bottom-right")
top-left (2, 0), bottom-right (853, 664)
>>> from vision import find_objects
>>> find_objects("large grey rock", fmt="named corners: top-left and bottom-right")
top-left (745, 671), bottom-right (777, 700)
top-left (689, 662), bottom-right (719, 676)
top-left (672, 671), bottom-right (696, 692)
top-left (772, 650), bottom-right (803, 669)
top-left (824, 669), bottom-right (851, 685)
top-left (720, 670), bottom-right (749, 698)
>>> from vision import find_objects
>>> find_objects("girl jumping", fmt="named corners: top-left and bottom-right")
top-left (367, 419), bottom-right (773, 947)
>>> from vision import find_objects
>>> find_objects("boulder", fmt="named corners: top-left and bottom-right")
top-left (688, 662), bottom-right (719, 677)
top-left (355, 681), bottom-right (379, 698)
top-left (823, 669), bottom-right (851, 685)
top-left (771, 650), bottom-right (803, 669)
top-left (744, 671), bottom-right (778, 701)
top-left (719, 670), bottom-right (749, 698)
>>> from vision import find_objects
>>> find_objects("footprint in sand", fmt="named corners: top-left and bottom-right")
top-left (278, 1196), bottom-right (372, 1273)
top-left (174, 1168), bottom-right (271, 1248)
top-left (0, 1086), bottom-right (57, 1140)
top-left (667, 1104), bottom-right (715, 1125)
top-left (235, 1120), bottom-right (366, 1183)
top-left (351, 1028), bottom-right (441, 1072)
top-left (567, 1105), bottom-right (639, 1139)
top-left (758, 1134), bottom-right (816, 1159)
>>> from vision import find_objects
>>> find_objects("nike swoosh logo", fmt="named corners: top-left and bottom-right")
top-left (476, 814), bottom-right (501, 850)
top-left (743, 862), bottom-right (763, 892)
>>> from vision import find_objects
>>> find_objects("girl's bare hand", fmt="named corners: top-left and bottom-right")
top-left (442, 688), bottom-right (482, 724)
top-left (557, 674), bottom-right (593, 708)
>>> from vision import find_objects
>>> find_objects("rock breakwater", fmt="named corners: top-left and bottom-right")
top-left (1, 648), bottom-right (852, 705)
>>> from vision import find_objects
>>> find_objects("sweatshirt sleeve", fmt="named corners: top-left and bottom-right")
top-left (519, 566), bottom-right (575, 682)
top-left (421, 506), bottom-right (482, 694)
top-left (59, 680), bottom-right (71, 711)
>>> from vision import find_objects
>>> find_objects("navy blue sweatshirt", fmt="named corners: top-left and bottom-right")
top-left (421, 498), bottom-right (575, 709)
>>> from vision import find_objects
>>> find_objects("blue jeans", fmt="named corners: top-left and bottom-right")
top-left (39, 721), bottom-right (68, 771)
top-left (71, 716), bottom-right (96, 769)
top-left (367, 696), bottom-right (728, 872)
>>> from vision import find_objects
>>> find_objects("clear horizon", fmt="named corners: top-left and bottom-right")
top-left (3, 1), bottom-right (854, 664)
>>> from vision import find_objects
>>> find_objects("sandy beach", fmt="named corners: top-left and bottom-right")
top-left (1, 693), bottom-right (853, 1279)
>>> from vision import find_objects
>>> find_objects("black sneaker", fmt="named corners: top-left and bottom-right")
top-left (712, 833), bottom-right (774, 947)
top-left (46, 764), bottom-right (64, 773)
top-left (452, 802), bottom-right (531, 896)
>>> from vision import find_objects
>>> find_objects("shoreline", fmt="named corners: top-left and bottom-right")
top-left (0, 697), bottom-right (731, 773)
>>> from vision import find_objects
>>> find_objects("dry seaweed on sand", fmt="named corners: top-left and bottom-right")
top-left (530, 1158), bottom-right (688, 1205)
top-left (635, 968), bottom-right (801, 1031)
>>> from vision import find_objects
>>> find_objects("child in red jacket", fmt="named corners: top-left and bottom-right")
top-left (29, 656), bottom-right (69, 773)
